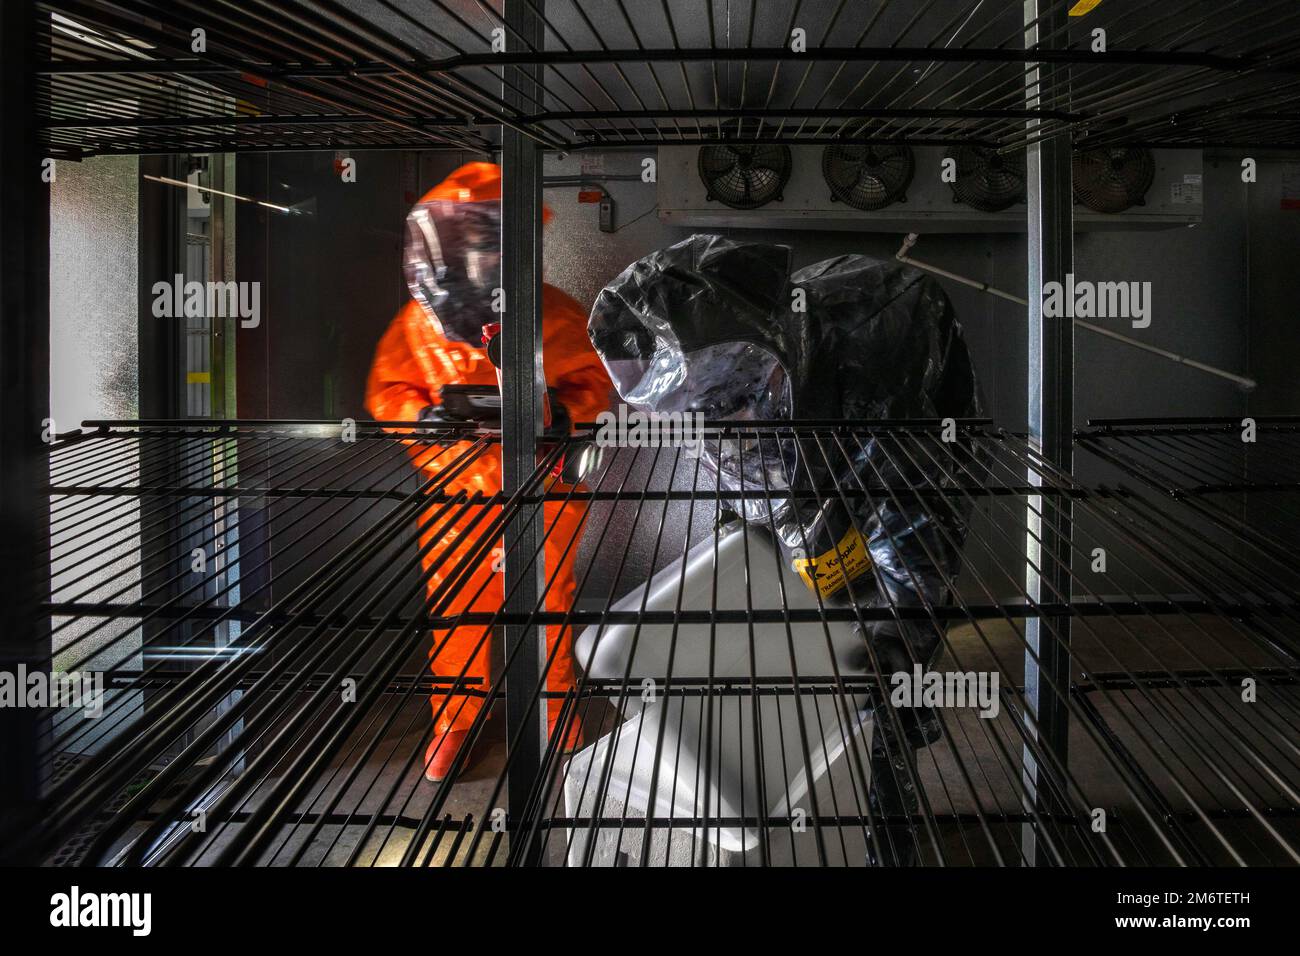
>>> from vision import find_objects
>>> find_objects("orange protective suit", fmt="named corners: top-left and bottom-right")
top-left (365, 163), bottom-right (612, 737)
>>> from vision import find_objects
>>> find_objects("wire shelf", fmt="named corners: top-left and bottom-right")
top-left (36, 1), bottom-right (1300, 159)
top-left (1077, 417), bottom-right (1300, 554)
top-left (31, 419), bottom-right (1300, 867)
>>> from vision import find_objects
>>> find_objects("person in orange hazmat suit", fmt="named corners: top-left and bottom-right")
top-left (365, 162), bottom-right (612, 781)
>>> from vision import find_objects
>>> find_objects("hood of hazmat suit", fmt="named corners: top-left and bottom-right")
top-left (587, 234), bottom-right (984, 616)
top-left (402, 160), bottom-right (554, 345)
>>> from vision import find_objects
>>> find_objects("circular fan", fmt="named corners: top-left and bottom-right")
top-left (1073, 146), bottom-right (1154, 213)
top-left (950, 145), bottom-right (1026, 212)
top-left (822, 144), bottom-right (914, 210)
top-left (697, 144), bottom-right (792, 209)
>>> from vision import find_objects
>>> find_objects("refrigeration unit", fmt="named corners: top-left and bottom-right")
top-left (660, 144), bottom-right (1204, 232)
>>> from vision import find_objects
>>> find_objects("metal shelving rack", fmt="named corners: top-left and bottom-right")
top-left (3, 0), bottom-right (1299, 866)
top-left (32, 0), bottom-right (1300, 157)
top-left (27, 419), bottom-right (1300, 866)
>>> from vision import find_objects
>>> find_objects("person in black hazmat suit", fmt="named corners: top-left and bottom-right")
top-left (586, 234), bottom-right (983, 866)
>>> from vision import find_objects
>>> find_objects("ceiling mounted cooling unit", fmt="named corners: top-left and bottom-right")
top-left (697, 144), bottom-right (792, 209)
top-left (821, 144), bottom-right (914, 211)
top-left (659, 145), bottom-right (1201, 232)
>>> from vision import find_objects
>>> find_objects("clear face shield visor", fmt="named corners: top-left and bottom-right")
top-left (403, 198), bottom-right (501, 343)
top-left (604, 340), bottom-right (797, 492)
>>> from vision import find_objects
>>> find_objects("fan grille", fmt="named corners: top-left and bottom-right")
top-left (698, 144), bottom-right (792, 209)
top-left (822, 145), bottom-right (914, 211)
top-left (1073, 146), bottom-right (1155, 213)
top-left (950, 145), bottom-right (1026, 212)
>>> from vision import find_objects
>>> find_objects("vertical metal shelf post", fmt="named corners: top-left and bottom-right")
top-left (0, 0), bottom-right (53, 865)
top-left (1022, 0), bottom-right (1075, 867)
top-left (500, 0), bottom-right (548, 861)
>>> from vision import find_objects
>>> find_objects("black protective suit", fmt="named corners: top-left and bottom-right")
top-left (588, 234), bottom-right (984, 864)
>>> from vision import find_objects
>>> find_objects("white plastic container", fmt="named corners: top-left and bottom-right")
top-left (567, 522), bottom-right (871, 857)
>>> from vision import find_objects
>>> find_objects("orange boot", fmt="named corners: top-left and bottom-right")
top-left (423, 730), bottom-right (472, 782)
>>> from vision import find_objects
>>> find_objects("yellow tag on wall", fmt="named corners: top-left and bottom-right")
top-left (792, 525), bottom-right (873, 599)
top-left (1068, 0), bottom-right (1102, 15)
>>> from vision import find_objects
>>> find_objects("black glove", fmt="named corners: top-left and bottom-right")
top-left (417, 404), bottom-right (459, 425)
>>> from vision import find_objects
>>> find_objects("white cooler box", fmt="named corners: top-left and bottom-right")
top-left (566, 521), bottom-right (872, 861)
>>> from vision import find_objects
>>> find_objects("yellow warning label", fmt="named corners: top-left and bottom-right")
top-left (1068, 0), bottom-right (1102, 16)
top-left (792, 525), bottom-right (873, 600)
